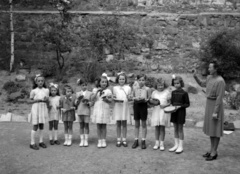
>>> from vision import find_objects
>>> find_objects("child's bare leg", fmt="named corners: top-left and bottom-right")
top-left (116, 121), bottom-right (121, 140)
top-left (160, 126), bottom-right (165, 141)
top-left (142, 120), bottom-right (147, 139)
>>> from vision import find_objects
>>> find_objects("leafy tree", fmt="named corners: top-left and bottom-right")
top-left (200, 29), bottom-right (240, 79)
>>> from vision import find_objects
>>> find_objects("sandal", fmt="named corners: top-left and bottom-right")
top-left (116, 141), bottom-right (121, 147)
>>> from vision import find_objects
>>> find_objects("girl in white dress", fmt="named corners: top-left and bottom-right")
top-left (150, 78), bottom-right (171, 151)
top-left (48, 83), bottom-right (61, 145)
top-left (113, 73), bottom-right (132, 147)
top-left (92, 75), bottom-right (112, 148)
top-left (29, 74), bottom-right (49, 150)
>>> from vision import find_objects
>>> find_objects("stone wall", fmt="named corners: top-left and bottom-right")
top-left (0, 0), bottom-right (240, 73)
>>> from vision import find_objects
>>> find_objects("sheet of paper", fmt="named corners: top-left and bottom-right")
top-left (223, 130), bottom-right (233, 135)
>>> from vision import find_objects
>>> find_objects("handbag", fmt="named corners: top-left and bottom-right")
top-left (223, 121), bottom-right (235, 131)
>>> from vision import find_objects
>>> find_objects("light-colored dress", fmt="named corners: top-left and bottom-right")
top-left (76, 90), bottom-right (92, 116)
top-left (113, 85), bottom-right (131, 122)
top-left (48, 96), bottom-right (61, 121)
top-left (203, 75), bottom-right (225, 137)
top-left (92, 88), bottom-right (112, 124)
top-left (30, 87), bottom-right (49, 125)
top-left (151, 89), bottom-right (171, 127)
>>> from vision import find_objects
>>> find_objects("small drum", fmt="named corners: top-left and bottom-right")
top-left (164, 106), bottom-right (177, 113)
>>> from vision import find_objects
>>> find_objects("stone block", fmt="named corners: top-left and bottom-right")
top-left (106, 55), bottom-right (114, 62)
top-left (195, 121), bottom-right (204, 128)
top-left (185, 119), bottom-right (196, 127)
top-left (8, 92), bottom-right (22, 101)
top-left (15, 74), bottom-right (26, 81)
top-left (0, 113), bottom-right (12, 122)
top-left (233, 120), bottom-right (240, 129)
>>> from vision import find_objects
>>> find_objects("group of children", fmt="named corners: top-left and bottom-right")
top-left (29, 72), bottom-right (190, 154)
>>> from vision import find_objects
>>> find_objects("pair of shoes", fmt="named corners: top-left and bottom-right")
top-left (30, 144), bottom-right (39, 150)
top-left (54, 140), bottom-right (60, 145)
top-left (141, 140), bottom-right (146, 149)
top-left (202, 152), bottom-right (211, 158)
top-left (132, 140), bottom-right (139, 149)
top-left (39, 142), bottom-right (47, 148)
top-left (206, 154), bottom-right (218, 161)
top-left (50, 140), bottom-right (54, 145)
top-left (116, 141), bottom-right (121, 147)
top-left (122, 141), bottom-right (128, 147)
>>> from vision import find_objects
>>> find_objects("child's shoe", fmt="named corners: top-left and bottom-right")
top-left (141, 140), bottom-right (146, 149)
top-left (84, 134), bottom-right (88, 147)
top-left (79, 135), bottom-right (84, 147)
top-left (160, 141), bottom-right (165, 151)
top-left (50, 140), bottom-right (54, 145)
top-left (132, 139), bottom-right (139, 149)
top-left (39, 142), bottom-right (47, 148)
top-left (102, 139), bottom-right (107, 148)
top-left (169, 138), bottom-right (179, 152)
top-left (175, 140), bottom-right (183, 154)
top-left (30, 144), bottom-right (39, 150)
top-left (67, 135), bottom-right (72, 146)
top-left (97, 140), bottom-right (102, 148)
top-left (54, 140), bottom-right (60, 145)
top-left (63, 134), bottom-right (68, 146)
top-left (153, 141), bottom-right (159, 150)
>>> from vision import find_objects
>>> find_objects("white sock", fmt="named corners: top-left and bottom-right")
top-left (85, 134), bottom-right (88, 140)
top-left (54, 130), bottom-right (58, 140)
top-left (134, 138), bottom-right (138, 140)
top-left (80, 134), bottom-right (84, 140)
top-left (31, 130), bottom-right (36, 145)
top-left (142, 138), bottom-right (146, 141)
top-left (117, 138), bottom-right (121, 141)
top-left (49, 130), bottom-right (53, 140)
top-left (122, 138), bottom-right (126, 141)
top-left (39, 130), bottom-right (43, 143)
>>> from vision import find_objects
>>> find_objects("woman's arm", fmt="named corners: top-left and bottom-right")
top-left (213, 80), bottom-right (225, 118)
top-left (193, 73), bottom-right (207, 87)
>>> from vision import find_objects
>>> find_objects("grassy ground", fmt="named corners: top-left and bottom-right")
top-left (0, 122), bottom-right (240, 174)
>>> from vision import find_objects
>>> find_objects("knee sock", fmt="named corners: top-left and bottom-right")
top-left (54, 130), bottom-right (58, 140)
top-left (31, 130), bottom-right (36, 145)
top-left (49, 130), bottom-right (53, 140)
top-left (39, 130), bottom-right (43, 143)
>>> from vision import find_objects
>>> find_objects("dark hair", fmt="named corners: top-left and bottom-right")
top-left (32, 75), bottom-right (47, 89)
top-left (49, 86), bottom-right (60, 96)
top-left (154, 78), bottom-right (168, 89)
top-left (171, 76), bottom-right (184, 87)
top-left (116, 73), bottom-right (127, 84)
top-left (96, 76), bottom-right (109, 88)
top-left (77, 78), bottom-right (87, 86)
top-left (209, 60), bottom-right (222, 76)
top-left (137, 74), bottom-right (147, 80)
top-left (62, 85), bottom-right (74, 95)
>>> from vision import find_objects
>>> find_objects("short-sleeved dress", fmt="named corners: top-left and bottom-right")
top-left (30, 87), bottom-right (49, 125)
top-left (76, 90), bottom-right (92, 116)
top-left (48, 96), bottom-right (61, 121)
top-left (203, 75), bottom-right (225, 137)
top-left (92, 88), bottom-right (112, 124)
top-left (60, 95), bottom-right (76, 122)
top-left (170, 88), bottom-right (190, 124)
top-left (151, 89), bottom-right (171, 127)
top-left (113, 85), bottom-right (131, 122)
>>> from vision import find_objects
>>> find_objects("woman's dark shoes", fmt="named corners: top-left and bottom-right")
top-left (206, 154), bottom-right (218, 161)
top-left (39, 142), bottom-right (47, 148)
top-left (116, 141), bottom-right (121, 147)
top-left (202, 152), bottom-right (211, 158)
top-left (132, 140), bottom-right (139, 149)
top-left (50, 140), bottom-right (54, 145)
top-left (141, 140), bottom-right (146, 149)
top-left (122, 141), bottom-right (128, 147)
top-left (30, 144), bottom-right (39, 150)
top-left (54, 140), bottom-right (60, 145)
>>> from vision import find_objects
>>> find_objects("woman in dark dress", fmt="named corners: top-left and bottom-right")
top-left (194, 61), bottom-right (225, 161)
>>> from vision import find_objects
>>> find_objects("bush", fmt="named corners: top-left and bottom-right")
top-left (2, 81), bottom-right (19, 94)
top-left (81, 61), bottom-right (104, 83)
top-left (200, 29), bottom-right (240, 79)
